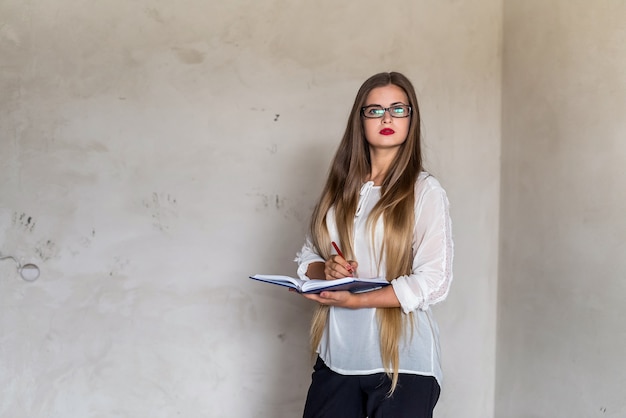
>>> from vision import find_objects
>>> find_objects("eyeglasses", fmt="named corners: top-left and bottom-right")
top-left (361, 104), bottom-right (411, 119)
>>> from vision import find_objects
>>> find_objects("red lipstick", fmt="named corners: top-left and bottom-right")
top-left (380, 128), bottom-right (395, 135)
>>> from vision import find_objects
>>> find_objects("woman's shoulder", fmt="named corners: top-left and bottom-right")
top-left (413, 171), bottom-right (450, 212)
top-left (415, 171), bottom-right (446, 193)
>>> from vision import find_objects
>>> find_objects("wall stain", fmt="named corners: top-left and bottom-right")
top-left (35, 239), bottom-right (58, 261)
top-left (172, 47), bottom-right (205, 65)
top-left (285, 206), bottom-right (306, 223)
top-left (144, 7), bottom-right (165, 24)
top-left (267, 143), bottom-right (278, 154)
top-left (274, 114), bottom-right (280, 121)
top-left (68, 228), bottom-right (98, 257)
top-left (142, 192), bottom-right (178, 231)
top-left (12, 212), bottom-right (35, 232)
top-left (247, 192), bottom-right (291, 213)
top-left (108, 256), bottom-right (130, 278)
top-left (79, 228), bottom-right (96, 249)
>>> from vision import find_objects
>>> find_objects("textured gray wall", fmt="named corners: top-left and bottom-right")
top-left (498, 1), bottom-right (626, 417)
top-left (1, 1), bottom-right (501, 416)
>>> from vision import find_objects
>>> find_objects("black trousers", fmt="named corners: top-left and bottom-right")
top-left (303, 357), bottom-right (440, 418)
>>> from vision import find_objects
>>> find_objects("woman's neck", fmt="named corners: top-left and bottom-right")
top-left (368, 149), bottom-right (398, 185)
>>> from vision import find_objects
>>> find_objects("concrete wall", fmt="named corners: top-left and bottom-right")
top-left (498, 1), bottom-right (626, 417)
top-left (0, 1), bottom-right (502, 417)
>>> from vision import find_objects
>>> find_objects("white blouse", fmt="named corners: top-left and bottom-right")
top-left (294, 172), bottom-right (453, 385)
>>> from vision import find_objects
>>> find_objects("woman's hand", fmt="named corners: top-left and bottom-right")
top-left (292, 289), bottom-right (357, 308)
top-left (296, 256), bottom-right (358, 308)
top-left (290, 284), bottom-right (401, 310)
top-left (324, 255), bottom-right (358, 280)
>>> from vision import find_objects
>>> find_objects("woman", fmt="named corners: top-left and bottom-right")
top-left (294, 72), bottom-right (453, 418)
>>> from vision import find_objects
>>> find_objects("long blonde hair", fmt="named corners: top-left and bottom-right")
top-left (308, 72), bottom-right (422, 393)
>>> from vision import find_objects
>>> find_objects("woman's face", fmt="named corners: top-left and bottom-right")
top-left (362, 84), bottom-right (411, 153)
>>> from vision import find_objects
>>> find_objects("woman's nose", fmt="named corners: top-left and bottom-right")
top-left (381, 110), bottom-right (393, 123)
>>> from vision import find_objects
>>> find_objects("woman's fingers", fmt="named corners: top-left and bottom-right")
top-left (325, 255), bottom-right (354, 279)
top-left (300, 290), bottom-right (353, 308)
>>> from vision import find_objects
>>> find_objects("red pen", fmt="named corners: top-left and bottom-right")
top-left (331, 241), bottom-right (354, 276)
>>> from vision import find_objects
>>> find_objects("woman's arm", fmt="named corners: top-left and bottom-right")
top-left (391, 179), bottom-right (454, 313)
top-left (294, 236), bottom-right (325, 280)
top-left (298, 284), bottom-right (400, 309)
top-left (297, 178), bottom-right (452, 312)
top-left (305, 262), bottom-right (326, 280)
top-left (307, 256), bottom-right (358, 281)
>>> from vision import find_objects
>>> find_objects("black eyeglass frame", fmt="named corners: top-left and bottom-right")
top-left (360, 104), bottom-right (412, 119)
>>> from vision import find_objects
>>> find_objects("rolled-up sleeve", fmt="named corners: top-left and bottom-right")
top-left (294, 235), bottom-right (325, 280)
top-left (391, 179), bottom-right (454, 314)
